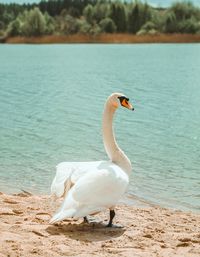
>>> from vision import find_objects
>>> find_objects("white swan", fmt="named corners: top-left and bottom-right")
top-left (50, 93), bottom-right (134, 226)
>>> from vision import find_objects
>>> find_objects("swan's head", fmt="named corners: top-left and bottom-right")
top-left (109, 93), bottom-right (134, 111)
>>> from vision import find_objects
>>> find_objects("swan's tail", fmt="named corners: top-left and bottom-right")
top-left (51, 163), bottom-right (74, 198)
top-left (49, 209), bottom-right (76, 224)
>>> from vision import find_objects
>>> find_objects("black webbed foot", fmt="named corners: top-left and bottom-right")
top-left (106, 223), bottom-right (124, 228)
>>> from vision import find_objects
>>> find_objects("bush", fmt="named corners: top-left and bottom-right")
top-left (137, 21), bottom-right (158, 35)
top-left (99, 18), bottom-right (116, 33)
top-left (178, 17), bottom-right (200, 33)
top-left (78, 19), bottom-right (91, 34)
top-left (60, 15), bottom-right (80, 35)
top-left (141, 21), bottom-right (156, 31)
top-left (89, 24), bottom-right (101, 35)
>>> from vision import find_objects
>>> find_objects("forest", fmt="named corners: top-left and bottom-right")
top-left (0, 0), bottom-right (200, 38)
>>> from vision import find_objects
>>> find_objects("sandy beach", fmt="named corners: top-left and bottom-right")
top-left (0, 192), bottom-right (199, 257)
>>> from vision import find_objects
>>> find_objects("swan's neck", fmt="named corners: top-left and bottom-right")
top-left (102, 101), bottom-right (132, 175)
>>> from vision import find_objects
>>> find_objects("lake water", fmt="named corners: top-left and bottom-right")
top-left (0, 44), bottom-right (200, 212)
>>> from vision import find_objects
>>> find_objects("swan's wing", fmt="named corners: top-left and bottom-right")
top-left (51, 161), bottom-right (106, 198)
top-left (72, 166), bottom-right (129, 205)
top-left (50, 164), bottom-right (129, 223)
top-left (60, 164), bottom-right (129, 217)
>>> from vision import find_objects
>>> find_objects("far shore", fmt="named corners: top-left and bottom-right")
top-left (0, 192), bottom-right (200, 256)
top-left (1, 33), bottom-right (200, 44)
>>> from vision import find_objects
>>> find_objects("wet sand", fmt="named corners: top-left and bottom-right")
top-left (0, 192), bottom-right (200, 257)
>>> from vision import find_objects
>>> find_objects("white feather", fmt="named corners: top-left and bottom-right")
top-left (50, 162), bottom-right (128, 223)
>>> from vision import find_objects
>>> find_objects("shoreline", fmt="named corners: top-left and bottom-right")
top-left (0, 192), bottom-right (200, 256)
top-left (2, 189), bottom-right (199, 214)
top-left (2, 33), bottom-right (200, 44)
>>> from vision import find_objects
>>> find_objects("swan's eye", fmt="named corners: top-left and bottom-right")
top-left (118, 97), bottom-right (134, 110)
top-left (117, 96), bottom-right (134, 110)
top-left (118, 96), bottom-right (126, 103)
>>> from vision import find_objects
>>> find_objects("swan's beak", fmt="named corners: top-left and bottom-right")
top-left (128, 102), bottom-right (134, 111)
top-left (122, 99), bottom-right (134, 111)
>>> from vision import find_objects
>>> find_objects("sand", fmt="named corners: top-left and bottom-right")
top-left (0, 192), bottom-right (200, 257)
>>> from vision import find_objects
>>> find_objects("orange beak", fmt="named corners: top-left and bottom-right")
top-left (121, 99), bottom-right (134, 111)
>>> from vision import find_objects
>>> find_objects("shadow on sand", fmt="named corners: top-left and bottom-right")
top-left (46, 222), bottom-right (125, 242)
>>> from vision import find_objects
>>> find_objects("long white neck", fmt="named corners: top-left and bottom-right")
top-left (102, 99), bottom-right (132, 176)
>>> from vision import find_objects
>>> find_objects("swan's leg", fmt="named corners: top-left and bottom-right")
top-left (106, 210), bottom-right (115, 227)
top-left (83, 216), bottom-right (89, 223)
top-left (106, 209), bottom-right (123, 228)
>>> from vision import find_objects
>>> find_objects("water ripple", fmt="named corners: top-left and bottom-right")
top-left (0, 44), bottom-right (200, 212)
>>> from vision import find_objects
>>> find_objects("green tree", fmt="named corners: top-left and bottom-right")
top-left (110, 2), bottom-right (126, 32)
top-left (137, 21), bottom-right (158, 35)
top-left (78, 19), bottom-right (92, 34)
top-left (164, 2), bottom-right (200, 34)
top-left (44, 11), bottom-right (55, 34)
top-left (178, 16), bottom-right (200, 33)
top-left (92, 2), bottom-right (110, 23)
top-left (128, 2), bottom-right (152, 34)
top-left (7, 18), bottom-right (21, 36)
top-left (2, 10), bottom-right (15, 25)
top-left (56, 14), bottom-right (80, 35)
top-left (99, 17), bottom-right (116, 33)
top-left (1, 0), bottom-right (200, 37)
top-left (83, 4), bottom-right (94, 24)
top-left (89, 23), bottom-right (101, 35)
top-left (150, 8), bottom-right (165, 33)
top-left (170, 2), bottom-right (200, 21)
top-left (0, 21), bottom-right (5, 30)
top-left (164, 11), bottom-right (177, 33)
top-left (21, 7), bottom-right (46, 36)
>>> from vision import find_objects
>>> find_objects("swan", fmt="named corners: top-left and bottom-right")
top-left (50, 93), bottom-right (134, 227)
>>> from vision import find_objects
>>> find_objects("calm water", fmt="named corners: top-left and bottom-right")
top-left (0, 44), bottom-right (200, 212)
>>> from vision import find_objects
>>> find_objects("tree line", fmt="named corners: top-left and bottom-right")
top-left (0, 0), bottom-right (200, 37)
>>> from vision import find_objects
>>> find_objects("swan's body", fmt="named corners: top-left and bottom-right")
top-left (51, 161), bottom-right (121, 199)
top-left (50, 93), bottom-right (133, 226)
